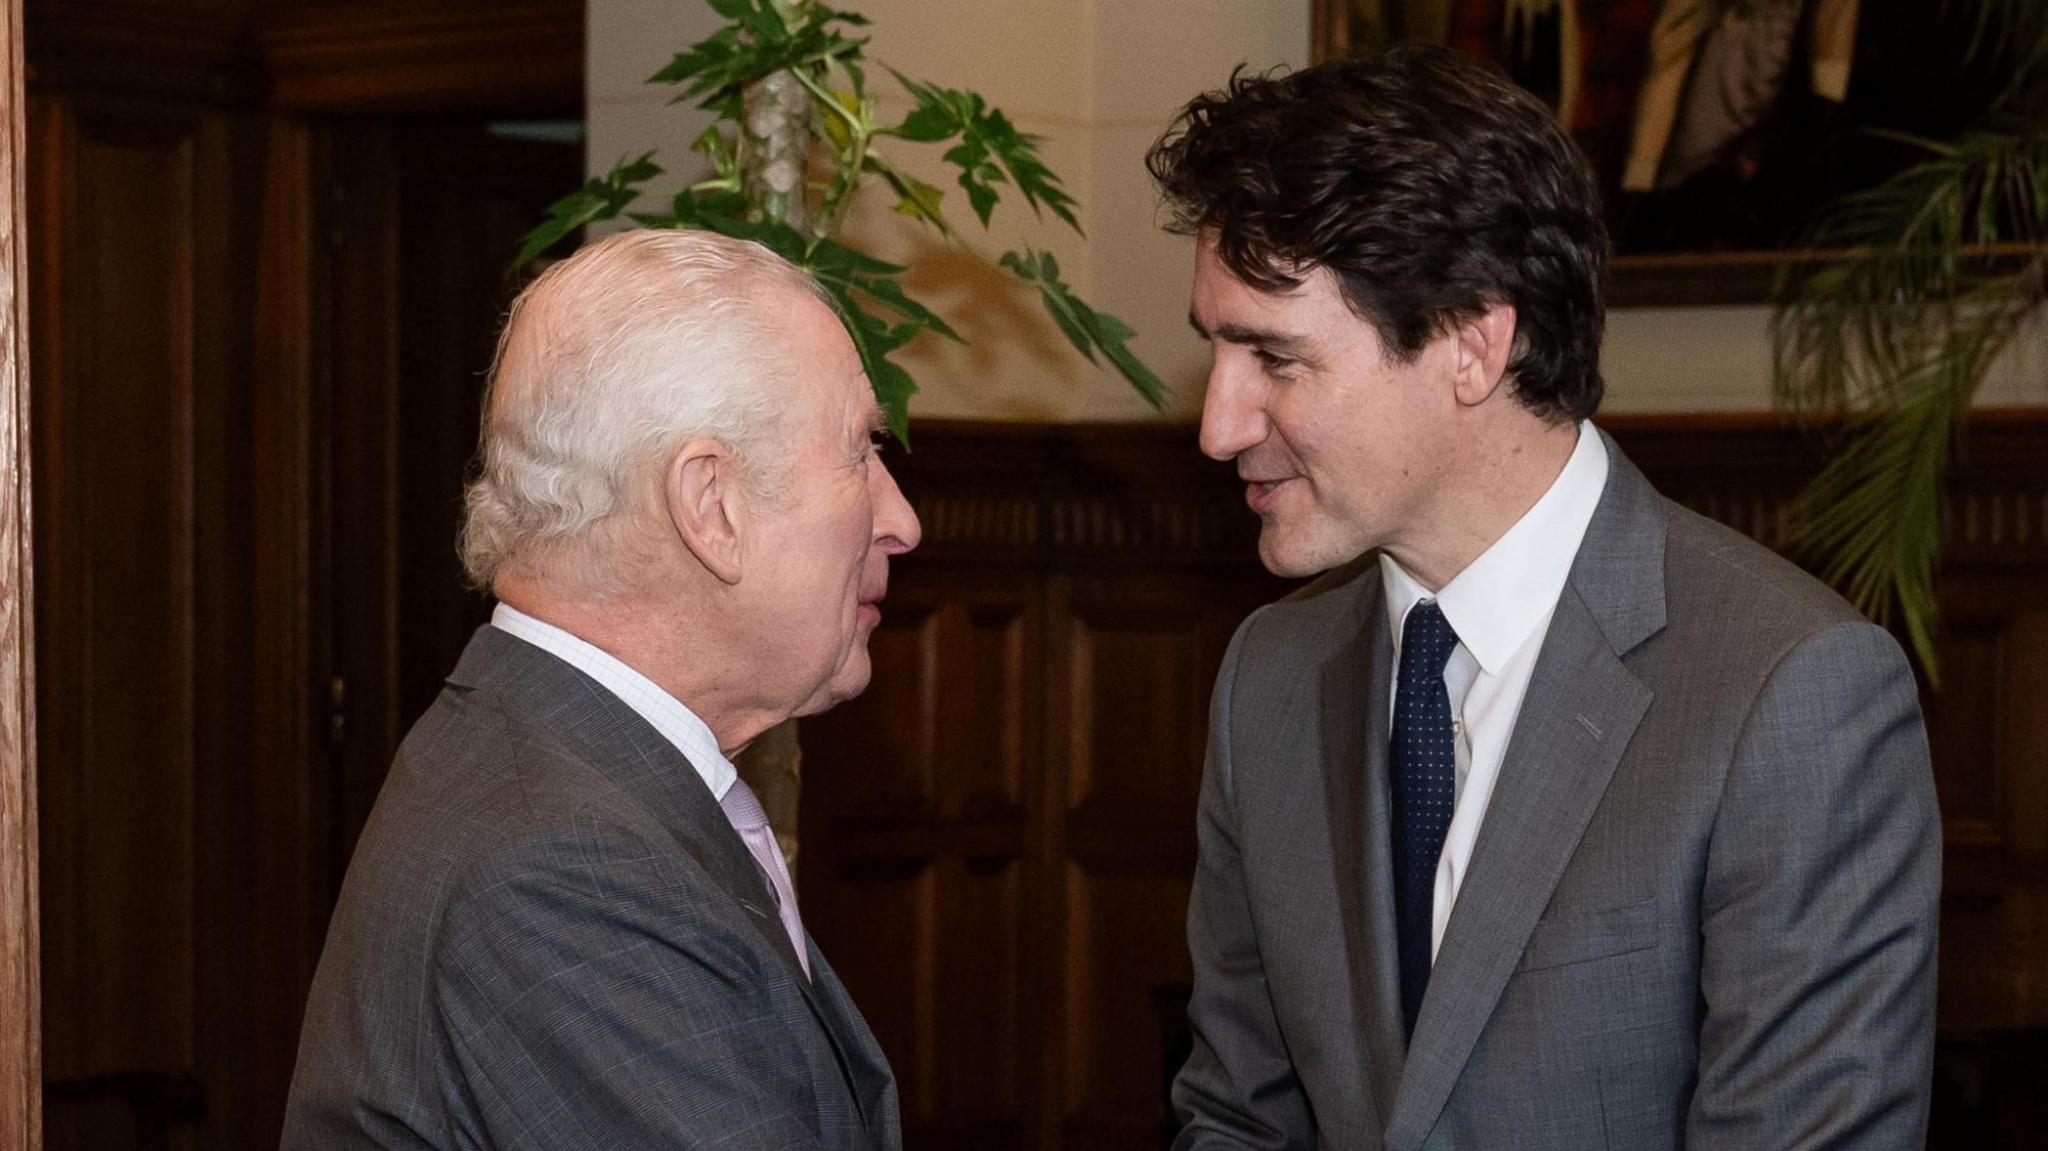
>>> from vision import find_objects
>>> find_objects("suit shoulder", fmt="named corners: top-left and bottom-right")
top-left (1234, 554), bottom-right (1375, 660)
top-left (1663, 498), bottom-right (1862, 626)
top-left (346, 689), bottom-right (677, 916)
top-left (1652, 496), bottom-right (1885, 674)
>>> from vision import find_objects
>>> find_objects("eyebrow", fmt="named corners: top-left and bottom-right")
top-left (1187, 312), bottom-right (1314, 356)
top-left (863, 406), bottom-right (890, 436)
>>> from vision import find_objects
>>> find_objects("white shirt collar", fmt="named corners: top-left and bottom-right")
top-left (489, 602), bottom-right (737, 801)
top-left (1380, 421), bottom-right (1609, 675)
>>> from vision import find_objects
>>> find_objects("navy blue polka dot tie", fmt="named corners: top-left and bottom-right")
top-left (1392, 599), bottom-right (1458, 1040)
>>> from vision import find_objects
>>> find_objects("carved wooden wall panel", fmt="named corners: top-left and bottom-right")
top-left (28, 92), bottom-right (236, 1151)
top-left (803, 572), bottom-right (1042, 1150)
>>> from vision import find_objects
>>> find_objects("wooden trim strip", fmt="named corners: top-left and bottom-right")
top-left (23, 5), bottom-right (253, 104)
top-left (261, 0), bottom-right (582, 114)
top-left (0, 0), bottom-right (41, 1143)
top-left (26, 1), bottom-right (582, 115)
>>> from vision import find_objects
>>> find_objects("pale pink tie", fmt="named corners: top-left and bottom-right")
top-left (719, 778), bottom-right (811, 979)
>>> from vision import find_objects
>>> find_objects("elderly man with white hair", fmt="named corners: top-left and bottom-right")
top-left (282, 229), bottom-right (917, 1151)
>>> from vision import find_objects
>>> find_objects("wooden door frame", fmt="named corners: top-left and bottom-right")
top-left (0, 0), bottom-right (40, 1144)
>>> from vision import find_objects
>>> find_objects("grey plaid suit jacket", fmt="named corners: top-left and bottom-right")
top-left (1173, 435), bottom-right (1941, 1150)
top-left (283, 626), bottom-right (901, 1150)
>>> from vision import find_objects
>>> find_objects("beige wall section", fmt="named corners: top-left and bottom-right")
top-left (589, 1), bottom-right (2048, 420)
top-left (1602, 304), bottom-right (2048, 412)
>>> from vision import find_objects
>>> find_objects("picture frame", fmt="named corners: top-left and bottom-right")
top-left (1311, 1), bottom-right (1995, 308)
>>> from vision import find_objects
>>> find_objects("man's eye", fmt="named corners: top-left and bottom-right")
top-left (1254, 349), bottom-right (1296, 371)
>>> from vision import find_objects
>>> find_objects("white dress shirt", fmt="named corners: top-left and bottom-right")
top-left (1380, 421), bottom-right (1608, 960)
top-left (490, 603), bottom-right (738, 803)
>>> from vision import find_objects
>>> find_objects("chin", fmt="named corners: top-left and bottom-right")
top-left (798, 654), bottom-right (873, 717)
top-left (1258, 525), bottom-right (1363, 579)
top-left (1257, 533), bottom-right (1321, 579)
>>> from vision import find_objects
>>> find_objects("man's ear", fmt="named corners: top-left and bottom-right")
top-left (665, 438), bottom-right (745, 585)
top-left (1450, 301), bottom-right (1518, 408)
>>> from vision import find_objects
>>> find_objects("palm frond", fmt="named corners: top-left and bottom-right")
top-left (1772, 17), bottom-right (2048, 675)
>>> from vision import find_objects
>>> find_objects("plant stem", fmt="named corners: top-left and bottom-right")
top-left (742, 69), bottom-right (812, 230)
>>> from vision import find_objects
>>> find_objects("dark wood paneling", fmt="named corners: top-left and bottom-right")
top-left (802, 570), bottom-right (1045, 1151)
top-left (27, 1), bottom-right (580, 114)
top-left (262, 0), bottom-right (581, 114)
top-left (805, 413), bottom-right (2048, 1151)
top-left (31, 93), bottom-right (211, 1151)
top-left (23, 4), bottom-right (254, 104)
top-left (240, 110), bottom-right (322, 1151)
top-left (313, 121), bottom-right (577, 884)
top-left (25, 6), bottom-right (584, 1147)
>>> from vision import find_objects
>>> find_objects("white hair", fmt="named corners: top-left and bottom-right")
top-left (460, 228), bottom-right (832, 596)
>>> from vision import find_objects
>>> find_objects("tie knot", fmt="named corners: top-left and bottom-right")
top-left (1400, 600), bottom-right (1458, 680)
top-left (719, 778), bottom-right (770, 832)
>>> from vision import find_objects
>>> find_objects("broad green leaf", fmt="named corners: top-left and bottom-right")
top-left (1001, 248), bottom-right (1165, 407)
top-left (652, 0), bottom-right (869, 112)
top-left (893, 104), bottom-right (957, 142)
top-left (808, 240), bottom-right (960, 342)
top-left (862, 154), bottom-right (954, 237)
top-left (818, 288), bottom-right (920, 443)
top-left (808, 236), bottom-right (906, 277)
top-left (882, 69), bottom-right (1078, 231)
top-left (514, 152), bottom-right (661, 268)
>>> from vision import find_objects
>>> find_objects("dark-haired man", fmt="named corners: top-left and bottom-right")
top-left (1149, 46), bottom-right (1938, 1150)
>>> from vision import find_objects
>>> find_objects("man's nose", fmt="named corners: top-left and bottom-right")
top-left (1198, 363), bottom-right (1265, 462)
top-left (872, 457), bottom-right (922, 555)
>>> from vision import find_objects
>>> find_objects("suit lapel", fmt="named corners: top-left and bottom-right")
top-left (1321, 573), bottom-right (1406, 1129)
top-left (447, 627), bottom-right (876, 1129)
top-left (1382, 589), bottom-right (1652, 1149)
top-left (1382, 436), bottom-right (1669, 1150)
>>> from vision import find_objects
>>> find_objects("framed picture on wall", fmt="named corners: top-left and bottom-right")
top-left (1312, 1), bottom-right (2004, 305)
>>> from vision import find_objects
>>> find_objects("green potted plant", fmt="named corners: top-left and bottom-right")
top-left (520, 0), bottom-right (1164, 442)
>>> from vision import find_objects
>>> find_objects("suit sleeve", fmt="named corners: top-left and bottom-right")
top-left (1687, 620), bottom-right (1941, 1148)
top-left (431, 820), bottom-right (830, 1151)
top-left (1172, 614), bottom-right (1316, 1150)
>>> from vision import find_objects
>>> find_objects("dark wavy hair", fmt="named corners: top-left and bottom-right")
top-left (1147, 45), bottom-right (1609, 421)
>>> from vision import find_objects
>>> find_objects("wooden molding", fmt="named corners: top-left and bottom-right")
top-left (25, 1), bottom-right (582, 114)
top-left (261, 0), bottom-right (582, 115)
top-left (23, 4), bottom-right (254, 104)
top-left (0, 0), bottom-right (41, 1143)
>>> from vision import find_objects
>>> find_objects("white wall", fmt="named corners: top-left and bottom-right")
top-left (588, 1), bottom-right (2048, 420)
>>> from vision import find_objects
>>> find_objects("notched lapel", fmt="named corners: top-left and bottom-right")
top-left (1383, 588), bottom-right (1653, 1150)
top-left (1321, 587), bottom-right (1406, 1130)
top-left (452, 629), bottom-right (867, 1115)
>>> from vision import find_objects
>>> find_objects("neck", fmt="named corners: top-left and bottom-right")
top-left (495, 576), bottom-right (781, 755)
top-left (1383, 416), bottom-right (1581, 591)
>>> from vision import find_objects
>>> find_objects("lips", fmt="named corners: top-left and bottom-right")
top-left (1242, 476), bottom-right (1297, 514)
top-left (857, 586), bottom-right (887, 625)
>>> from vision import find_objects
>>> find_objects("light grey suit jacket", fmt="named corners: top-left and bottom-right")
top-left (283, 626), bottom-right (901, 1150)
top-left (1173, 437), bottom-right (1940, 1150)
